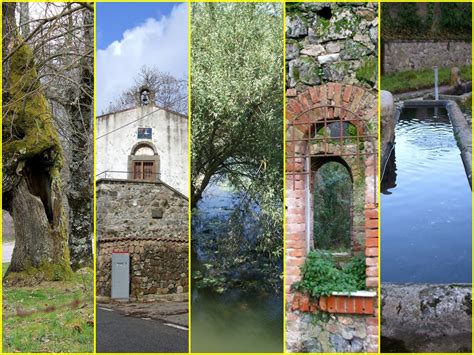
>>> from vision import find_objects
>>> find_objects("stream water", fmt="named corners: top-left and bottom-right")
top-left (381, 108), bottom-right (472, 283)
top-left (191, 182), bottom-right (283, 353)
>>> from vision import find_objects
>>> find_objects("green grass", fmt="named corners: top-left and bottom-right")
top-left (3, 262), bottom-right (10, 277)
top-left (381, 65), bottom-right (472, 94)
top-left (2, 268), bottom-right (93, 353)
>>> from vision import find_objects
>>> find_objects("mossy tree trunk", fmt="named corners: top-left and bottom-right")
top-left (2, 3), bottom-right (72, 282)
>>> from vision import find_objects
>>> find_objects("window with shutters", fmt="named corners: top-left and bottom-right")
top-left (128, 142), bottom-right (160, 181)
top-left (133, 161), bottom-right (155, 181)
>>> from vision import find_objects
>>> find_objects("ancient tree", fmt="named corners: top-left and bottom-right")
top-left (9, 2), bottom-right (95, 270)
top-left (2, 3), bottom-right (72, 281)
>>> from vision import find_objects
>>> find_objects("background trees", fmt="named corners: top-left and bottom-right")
top-left (104, 65), bottom-right (187, 115)
top-left (381, 2), bottom-right (471, 40)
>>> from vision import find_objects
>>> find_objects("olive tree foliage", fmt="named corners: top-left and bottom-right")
top-left (2, 2), bottom-right (94, 272)
top-left (191, 3), bottom-right (283, 206)
top-left (104, 65), bottom-right (188, 115)
top-left (191, 3), bottom-right (283, 289)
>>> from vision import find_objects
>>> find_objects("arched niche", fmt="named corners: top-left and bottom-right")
top-left (127, 142), bottom-right (160, 181)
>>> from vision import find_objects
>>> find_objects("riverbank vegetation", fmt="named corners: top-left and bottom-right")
top-left (381, 65), bottom-right (471, 93)
top-left (191, 3), bottom-right (283, 293)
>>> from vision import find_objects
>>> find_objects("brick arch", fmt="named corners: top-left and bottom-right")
top-left (286, 84), bottom-right (378, 349)
top-left (286, 83), bottom-right (377, 173)
top-left (286, 83), bottom-right (377, 127)
top-left (310, 155), bottom-right (353, 183)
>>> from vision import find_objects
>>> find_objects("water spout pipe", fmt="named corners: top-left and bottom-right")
top-left (434, 66), bottom-right (439, 100)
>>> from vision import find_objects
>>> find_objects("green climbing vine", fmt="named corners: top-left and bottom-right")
top-left (293, 250), bottom-right (366, 298)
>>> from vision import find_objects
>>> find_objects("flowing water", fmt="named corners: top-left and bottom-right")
top-left (381, 108), bottom-right (472, 283)
top-left (191, 182), bottom-right (283, 353)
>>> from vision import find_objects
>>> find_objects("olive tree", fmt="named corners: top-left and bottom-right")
top-left (191, 3), bottom-right (283, 208)
top-left (191, 3), bottom-right (283, 289)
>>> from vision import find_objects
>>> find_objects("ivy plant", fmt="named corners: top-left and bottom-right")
top-left (293, 250), bottom-right (366, 298)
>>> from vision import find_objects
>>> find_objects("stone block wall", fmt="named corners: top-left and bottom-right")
top-left (96, 179), bottom-right (187, 240)
top-left (286, 2), bottom-right (378, 93)
top-left (288, 297), bottom-right (377, 353)
top-left (97, 237), bottom-right (188, 299)
top-left (383, 40), bottom-right (471, 74)
top-left (96, 179), bottom-right (188, 299)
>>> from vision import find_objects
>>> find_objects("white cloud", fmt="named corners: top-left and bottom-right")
top-left (97, 3), bottom-right (188, 114)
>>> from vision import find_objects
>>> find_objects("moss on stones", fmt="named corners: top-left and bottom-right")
top-left (356, 57), bottom-right (377, 85)
top-left (4, 260), bottom-right (73, 286)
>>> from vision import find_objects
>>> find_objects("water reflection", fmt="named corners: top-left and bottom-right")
top-left (381, 108), bottom-right (472, 283)
top-left (381, 149), bottom-right (397, 193)
top-left (191, 182), bottom-right (283, 353)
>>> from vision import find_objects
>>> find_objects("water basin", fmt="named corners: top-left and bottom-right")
top-left (381, 108), bottom-right (472, 283)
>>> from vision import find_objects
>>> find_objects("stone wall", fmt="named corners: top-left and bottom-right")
top-left (288, 294), bottom-right (377, 352)
top-left (96, 179), bottom-right (188, 299)
top-left (381, 284), bottom-right (472, 352)
top-left (97, 238), bottom-right (187, 300)
top-left (286, 2), bottom-right (378, 94)
top-left (97, 179), bottom-right (187, 240)
top-left (383, 40), bottom-right (471, 74)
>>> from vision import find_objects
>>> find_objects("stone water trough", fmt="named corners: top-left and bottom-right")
top-left (381, 90), bottom-right (472, 352)
top-left (381, 92), bottom-right (472, 187)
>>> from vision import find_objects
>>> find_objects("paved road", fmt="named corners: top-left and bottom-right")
top-left (96, 307), bottom-right (188, 353)
top-left (2, 242), bottom-right (14, 263)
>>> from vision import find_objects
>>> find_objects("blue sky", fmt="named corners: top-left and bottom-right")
top-left (96, 3), bottom-right (187, 114)
top-left (97, 3), bottom-right (177, 49)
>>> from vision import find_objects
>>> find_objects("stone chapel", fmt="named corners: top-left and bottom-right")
top-left (96, 87), bottom-right (188, 300)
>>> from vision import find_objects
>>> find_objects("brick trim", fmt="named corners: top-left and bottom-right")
top-left (286, 84), bottom-right (379, 311)
top-left (291, 292), bottom-right (376, 315)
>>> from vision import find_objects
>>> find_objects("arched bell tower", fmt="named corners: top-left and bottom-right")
top-left (136, 85), bottom-right (156, 107)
